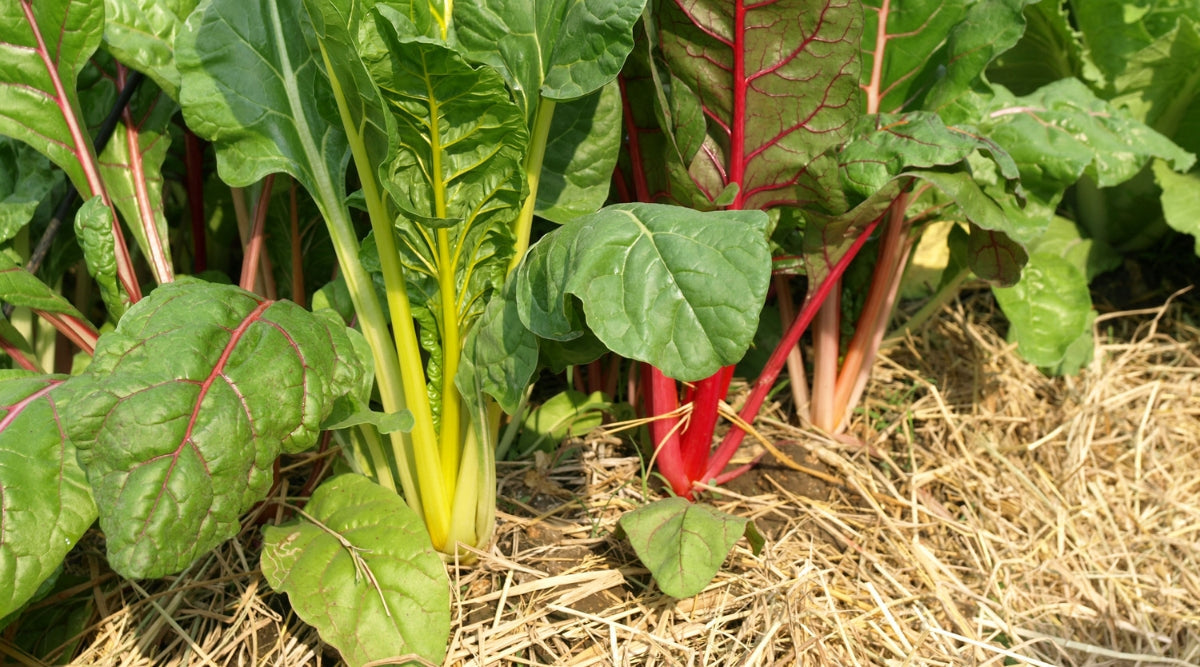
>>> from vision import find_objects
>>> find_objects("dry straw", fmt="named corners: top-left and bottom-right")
top-left (3, 291), bottom-right (1197, 666)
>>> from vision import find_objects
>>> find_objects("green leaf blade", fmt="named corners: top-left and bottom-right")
top-left (261, 474), bottom-right (450, 667)
top-left (0, 373), bottom-right (98, 618)
top-left (517, 203), bottom-right (771, 381)
top-left (102, 0), bottom-right (202, 99)
top-left (619, 497), bottom-right (753, 599)
top-left (0, 0), bottom-right (106, 196)
top-left (66, 281), bottom-right (367, 578)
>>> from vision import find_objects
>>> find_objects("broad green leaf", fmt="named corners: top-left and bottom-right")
top-left (535, 83), bottom-right (621, 223)
top-left (618, 497), bottom-right (760, 599)
top-left (0, 138), bottom-right (60, 244)
top-left (859, 0), bottom-right (965, 112)
top-left (0, 0), bottom-right (109, 199)
top-left (1031, 215), bottom-right (1121, 282)
top-left (177, 0), bottom-right (348, 196)
top-left (979, 79), bottom-right (1195, 207)
top-left (0, 373), bottom-right (97, 618)
top-left (516, 203), bottom-right (770, 381)
top-left (454, 0), bottom-right (648, 118)
top-left (516, 389), bottom-right (609, 456)
top-left (74, 197), bottom-right (125, 319)
top-left (95, 73), bottom-right (178, 285)
top-left (993, 251), bottom-right (1092, 371)
top-left (370, 25), bottom-right (527, 418)
top-left (261, 473), bottom-right (450, 667)
top-left (655, 0), bottom-right (863, 210)
top-left (103, 0), bottom-right (201, 99)
top-left (66, 280), bottom-right (367, 578)
top-left (1154, 160), bottom-right (1200, 255)
top-left (1111, 17), bottom-right (1200, 157)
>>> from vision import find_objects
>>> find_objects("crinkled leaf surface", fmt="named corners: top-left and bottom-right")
top-left (65, 280), bottom-right (367, 578)
top-left (993, 252), bottom-right (1092, 371)
top-left (0, 373), bottom-right (97, 618)
top-left (454, 0), bottom-right (648, 117)
top-left (979, 79), bottom-right (1195, 206)
top-left (516, 203), bottom-right (771, 381)
top-left (261, 473), bottom-right (450, 667)
top-left (0, 0), bottom-right (106, 197)
top-left (655, 0), bottom-right (863, 210)
top-left (0, 138), bottom-right (60, 244)
top-left (103, 0), bottom-right (201, 99)
top-left (618, 497), bottom-right (759, 599)
top-left (74, 197), bottom-right (125, 319)
top-left (1073, 0), bottom-right (1195, 84)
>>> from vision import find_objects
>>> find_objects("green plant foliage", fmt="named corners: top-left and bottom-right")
top-left (65, 280), bottom-right (368, 578)
top-left (261, 473), bottom-right (450, 667)
top-left (515, 389), bottom-right (609, 457)
top-left (102, 0), bottom-right (202, 100)
top-left (618, 497), bottom-right (763, 599)
top-left (0, 138), bottom-right (60, 244)
top-left (0, 372), bottom-right (97, 618)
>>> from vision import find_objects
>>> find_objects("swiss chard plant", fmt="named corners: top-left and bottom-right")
top-left (607, 0), bottom-right (1192, 596)
top-left (1, 0), bottom-right (776, 662)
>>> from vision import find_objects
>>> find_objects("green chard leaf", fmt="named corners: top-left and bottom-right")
top-left (74, 197), bottom-right (125, 319)
top-left (65, 280), bottom-right (368, 578)
top-left (1154, 160), bottom-right (1200, 255)
top-left (103, 0), bottom-right (202, 100)
top-left (454, 0), bottom-right (649, 117)
top-left (261, 474), bottom-right (450, 667)
top-left (618, 497), bottom-right (761, 599)
top-left (516, 203), bottom-right (771, 381)
top-left (370, 22), bottom-right (528, 414)
top-left (1111, 17), bottom-right (1200, 157)
top-left (0, 0), bottom-right (107, 197)
top-left (0, 137), bottom-right (61, 244)
top-left (94, 69), bottom-right (178, 285)
top-left (979, 79), bottom-right (1195, 208)
top-left (0, 373), bottom-right (97, 618)
top-left (536, 82), bottom-right (622, 223)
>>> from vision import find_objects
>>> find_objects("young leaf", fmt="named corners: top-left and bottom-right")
top-left (65, 280), bottom-right (368, 578)
top-left (516, 390), bottom-right (609, 456)
top-left (618, 497), bottom-right (759, 599)
top-left (0, 373), bottom-right (98, 618)
top-left (261, 473), bottom-right (450, 667)
top-left (102, 0), bottom-right (203, 100)
top-left (516, 203), bottom-right (771, 381)
top-left (454, 0), bottom-right (649, 117)
top-left (74, 197), bottom-right (126, 319)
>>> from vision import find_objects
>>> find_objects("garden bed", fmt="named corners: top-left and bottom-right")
top-left (9, 291), bottom-right (1199, 666)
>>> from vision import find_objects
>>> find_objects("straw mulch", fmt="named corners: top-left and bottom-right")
top-left (3, 290), bottom-right (1197, 666)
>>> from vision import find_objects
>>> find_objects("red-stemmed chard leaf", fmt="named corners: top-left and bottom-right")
top-left (96, 62), bottom-right (177, 285)
top-left (0, 372), bottom-right (98, 618)
top-left (655, 0), bottom-right (863, 210)
top-left (0, 0), bottom-right (141, 303)
top-left (65, 280), bottom-right (368, 578)
top-left (0, 254), bottom-right (100, 355)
